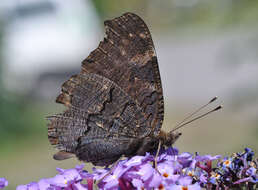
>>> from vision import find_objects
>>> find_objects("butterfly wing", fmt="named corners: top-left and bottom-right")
top-left (47, 73), bottom-right (152, 165)
top-left (82, 12), bottom-right (164, 135)
top-left (47, 13), bottom-right (164, 165)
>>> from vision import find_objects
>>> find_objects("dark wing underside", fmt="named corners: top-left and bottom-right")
top-left (48, 74), bottom-right (150, 151)
top-left (82, 12), bottom-right (164, 135)
top-left (47, 13), bottom-right (164, 165)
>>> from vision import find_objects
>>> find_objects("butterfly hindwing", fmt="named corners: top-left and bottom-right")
top-left (47, 73), bottom-right (153, 165)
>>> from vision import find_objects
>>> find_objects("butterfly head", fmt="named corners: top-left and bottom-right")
top-left (158, 130), bottom-right (182, 147)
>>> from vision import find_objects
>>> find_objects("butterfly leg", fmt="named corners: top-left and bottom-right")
top-left (154, 140), bottom-right (162, 175)
top-left (95, 156), bottom-right (123, 185)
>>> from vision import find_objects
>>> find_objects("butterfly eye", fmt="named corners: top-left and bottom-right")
top-left (149, 141), bottom-right (156, 148)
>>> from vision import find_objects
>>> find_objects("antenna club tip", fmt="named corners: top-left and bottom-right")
top-left (209, 96), bottom-right (218, 103)
top-left (214, 105), bottom-right (223, 111)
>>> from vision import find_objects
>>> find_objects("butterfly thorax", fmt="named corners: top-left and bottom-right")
top-left (134, 130), bottom-right (181, 157)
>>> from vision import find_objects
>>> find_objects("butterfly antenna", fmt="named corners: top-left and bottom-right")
top-left (172, 96), bottom-right (218, 130)
top-left (170, 105), bottom-right (222, 133)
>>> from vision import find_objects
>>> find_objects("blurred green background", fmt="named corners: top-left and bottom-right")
top-left (0, 0), bottom-right (258, 189)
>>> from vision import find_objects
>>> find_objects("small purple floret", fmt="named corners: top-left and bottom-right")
top-left (0, 178), bottom-right (8, 189)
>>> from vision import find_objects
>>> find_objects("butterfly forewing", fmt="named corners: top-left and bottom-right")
top-left (82, 12), bottom-right (164, 135)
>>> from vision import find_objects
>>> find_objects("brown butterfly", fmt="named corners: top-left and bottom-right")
top-left (47, 12), bottom-right (181, 166)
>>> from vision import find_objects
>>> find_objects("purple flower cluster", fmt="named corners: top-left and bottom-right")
top-left (16, 165), bottom-right (89, 190)
top-left (4, 147), bottom-right (257, 190)
top-left (208, 148), bottom-right (258, 189)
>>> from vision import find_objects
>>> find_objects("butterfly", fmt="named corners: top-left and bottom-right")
top-left (47, 12), bottom-right (181, 166)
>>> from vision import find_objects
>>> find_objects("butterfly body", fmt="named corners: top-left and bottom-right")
top-left (47, 13), bottom-right (181, 166)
